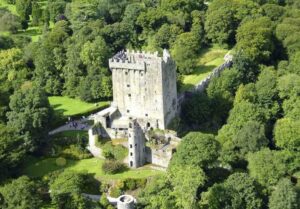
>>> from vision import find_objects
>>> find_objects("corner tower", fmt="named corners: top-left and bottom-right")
top-left (128, 119), bottom-right (145, 168)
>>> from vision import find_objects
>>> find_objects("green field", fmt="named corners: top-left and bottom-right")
top-left (49, 96), bottom-right (109, 116)
top-left (0, 0), bottom-right (50, 42)
top-left (22, 157), bottom-right (162, 181)
top-left (180, 46), bottom-right (229, 92)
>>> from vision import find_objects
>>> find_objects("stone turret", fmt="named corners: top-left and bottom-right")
top-left (117, 195), bottom-right (135, 209)
top-left (128, 119), bottom-right (145, 168)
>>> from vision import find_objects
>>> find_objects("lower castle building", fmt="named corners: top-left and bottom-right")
top-left (89, 49), bottom-right (180, 168)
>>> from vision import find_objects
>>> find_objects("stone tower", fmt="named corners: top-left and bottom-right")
top-left (117, 195), bottom-right (135, 209)
top-left (109, 49), bottom-right (177, 130)
top-left (128, 119), bottom-right (145, 168)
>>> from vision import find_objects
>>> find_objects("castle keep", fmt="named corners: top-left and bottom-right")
top-left (90, 49), bottom-right (179, 168)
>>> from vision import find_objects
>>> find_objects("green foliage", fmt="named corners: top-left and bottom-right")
top-left (205, 0), bottom-right (259, 46)
top-left (169, 165), bottom-right (206, 209)
top-left (171, 32), bottom-right (200, 74)
top-left (170, 132), bottom-right (220, 169)
top-left (62, 144), bottom-right (92, 160)
top-left (0, 10), bottom-right (21, 33)
top-left (269, 178), bottom-right (299, 209)
top-left (47, 0), bottom-right (66, 22)
top-left (0, 124), bottom-right (26, 181)
top-left (236, 17), bottom-right (274, 62)
top-left (0, 176), bottom-right (42, 209)
top-left (199, 172), bottom-right (264, 209)
top-left (102, 142), bottom-right (127, 161)
top-left (15, 0), bottom-right (31, 25)
top-left (49, 171), bottom-right (94, 209)
top-left (7, 86), bottom-right (52, 152)
top-left (247, 149), bottom-right (287, 188)
top-left (138, 175), bottom-right (178, 209)
top-left (102, 160), bottom-right (127, 174)
top-left (274, 118), bottom-right (300, 151)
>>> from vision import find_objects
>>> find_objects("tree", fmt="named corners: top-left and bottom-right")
top-left (274, 118), bottom-right (300, 151)
top-left (80, 36), bottom-right (111, 68)
top-left (269, 178), bottom-right (299, 209)
top-left (48, 0), bottom-right (66, 22)
top-left (0, 48), bottom-right (29, 91)
top-left (207, 68), bottom-right (242, 103)
top-left (277, 74), bottom-right (300, 99)
top-left (0, 11), bottom-right (21, 34)
top-left (261, 4), bottom-right (285, 22)
top-left (49, 171), bottom-right (93, 209)
top-left (16, 0), bottom-right (32, 28)
top-left (171, 32), bottom-right (200, 74)
top-left (170, 132), bottom-right (220, 169)
top-left (199, 172), bottom-right (264, 209)
top-left (0, 176), bottom-right (42, 209)
top-left (138, 175), bottom-right (178, 209)
top-left (205, 0), bottom-right (259, 46)
top-left (100, 22), bottom-right (132, 52)
top-left (31, 2), bottom-right (43, 26)
top-left (6, 86), bottom-right (52, 152)
top-left (247, 148), bottom-right (287, 188)
top-left (169, 165), bottom-right (206, 209)
top-left (233, 121), bottom-right (268, 159)
top-left (0, 124), bottom-right (26, 182)
top-left (181, 93), bottom-right (212, 128)
top-left (236, 17), bottom-right (274, 63)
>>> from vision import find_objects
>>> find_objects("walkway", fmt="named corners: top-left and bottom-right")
top-left (49, 119), bottom-right (91, 135)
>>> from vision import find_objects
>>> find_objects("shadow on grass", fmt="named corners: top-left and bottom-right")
top-left (22, 156), bottom-right (80, 178)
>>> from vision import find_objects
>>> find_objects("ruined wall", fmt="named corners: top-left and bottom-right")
top-left (145, 147), bottom-right (173, 168)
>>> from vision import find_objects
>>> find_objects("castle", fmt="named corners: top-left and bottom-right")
top-left (89, 49), bottom-right (180, 168)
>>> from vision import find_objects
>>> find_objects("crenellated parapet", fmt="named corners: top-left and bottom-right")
top-left (109, 49), bottom-right (175, 71)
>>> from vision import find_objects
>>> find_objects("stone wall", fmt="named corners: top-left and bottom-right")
top-left (178, 60), bottom-right (232, 107)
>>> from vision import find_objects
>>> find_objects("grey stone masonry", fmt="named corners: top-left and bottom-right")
top-left (109, 49), bottom-right (177, 130)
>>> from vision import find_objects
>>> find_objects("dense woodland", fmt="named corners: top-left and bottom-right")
top-left (0, 0), bottom-right (300, 208)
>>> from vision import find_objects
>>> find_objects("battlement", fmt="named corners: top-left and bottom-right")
top-left (109, 49), bottom-right (173, 70)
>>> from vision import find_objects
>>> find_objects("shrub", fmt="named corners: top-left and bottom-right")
top-left (102, 160), bottom-right (127, 174)
top-left (56, 157), bottom-right (67, 166)
top-left (123, 178), bottom-right (147, 190)
top-left (109, 186), bottom-right (122, 198)
top-left (62, 145), bottom-right (92, 160)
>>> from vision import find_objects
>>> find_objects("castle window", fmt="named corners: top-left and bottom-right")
top-left (127, 109), bottom-right (130, 113)
top-left (125, 72), bottom-right (128, 75)
top-left (129, 123), bottom-right (132, 128)
top-left (145, 113), bottom-right (148, 117)
top-left (128, 94), bottom-right (131, 97)
top-left (130, 161), bottom-right (133, 167)
top-left (130, 152), bottom-right (133, 156)
top-left (130, 144), bottom-right (132, 148)
top-left (135, 144), bottom-right (137, 147)
top-left (127, 84), bottom-right (130, 87)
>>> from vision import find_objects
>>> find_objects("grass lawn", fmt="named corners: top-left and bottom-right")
top-left (49, 96), bottom-right (109, 117)
top-left (54, 130), bottom-right (88, 138)
top-left (22, 157), bottom-right (162, 181)
top-left (180, 46), bottom-right (229, 93)
top-left (0, 0), bottom-right (52, 42)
